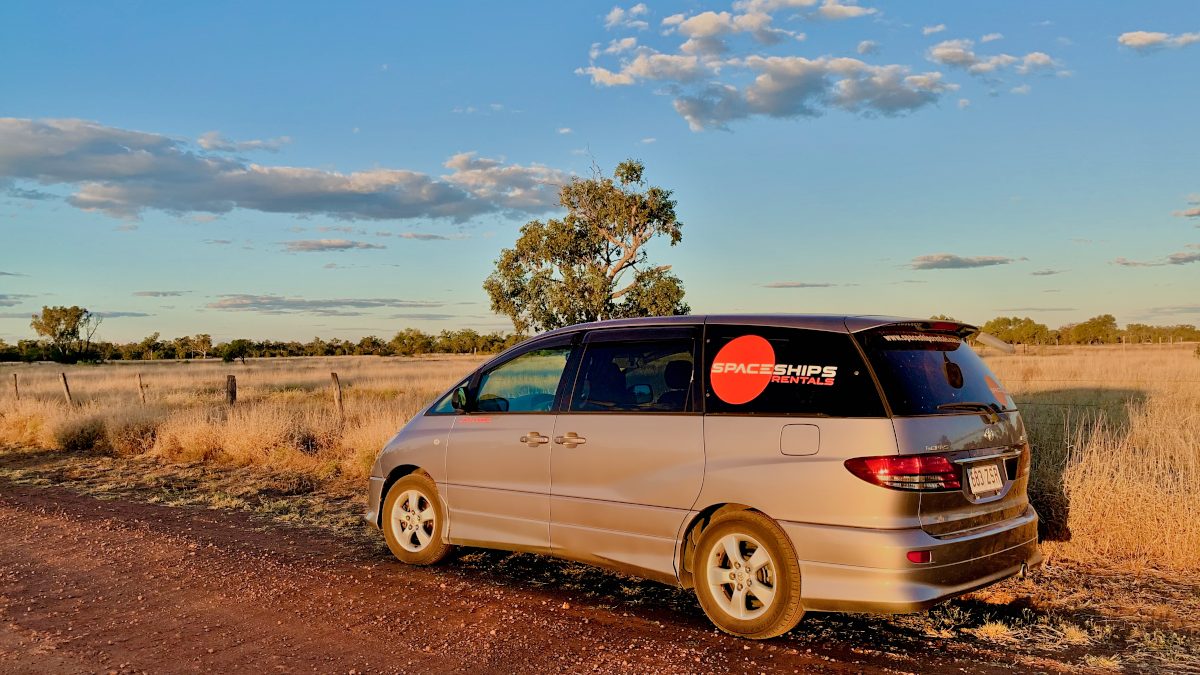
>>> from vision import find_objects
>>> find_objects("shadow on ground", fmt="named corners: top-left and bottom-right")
top-left (1013, 387), bottom-right (1146, 542)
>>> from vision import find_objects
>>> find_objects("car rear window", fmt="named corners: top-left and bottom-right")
top-left (704, 326), bottom-right (885, 417)
top-left (857, 328), bottom-right (1015, 416)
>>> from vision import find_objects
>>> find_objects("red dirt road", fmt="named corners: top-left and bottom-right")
top-left (0, 484), bottom-right (1021, 674)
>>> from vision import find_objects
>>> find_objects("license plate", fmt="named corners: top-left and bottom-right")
top-left (968, 463), bottom-right (1003, 495)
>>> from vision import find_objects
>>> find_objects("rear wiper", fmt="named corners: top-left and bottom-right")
top-left (936, 401), bottom-right (1001, 423)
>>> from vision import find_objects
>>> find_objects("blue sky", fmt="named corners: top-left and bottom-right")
top-left (1, 1), bottom-right (1197, 343)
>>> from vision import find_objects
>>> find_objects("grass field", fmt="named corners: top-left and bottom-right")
top-left (984, 343), bottom-right (1200, 573)
top-left (0, 355), bottom-right (484, 483)
top-left (1, 343), bottom-right (1197, 574)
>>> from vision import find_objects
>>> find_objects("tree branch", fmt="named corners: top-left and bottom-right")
top-left (610, 264), bottom-right (671, 299)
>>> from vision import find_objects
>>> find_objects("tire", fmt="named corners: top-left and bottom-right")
top-left (382, 473), bottom-right (454, 566)
top-left (692, 509), bottom-right (804, 639)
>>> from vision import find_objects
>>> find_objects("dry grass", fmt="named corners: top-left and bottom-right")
top-left (984, 343), bottom-right (1200, 573)
top-left (972, 620), bottom-right (1016, 642)
top-left (2, 343), bottom-right (1198, 574)
top-left (0, 355), bottom-right (482, 482)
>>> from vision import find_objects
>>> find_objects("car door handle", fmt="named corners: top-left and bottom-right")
top-left (519, 432), bottom-right (549, 447)
top-left (554, 432), bottom-right (587, 448)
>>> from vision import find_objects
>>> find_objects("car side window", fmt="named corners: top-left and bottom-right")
top-left (475, 346), bottom-right (572, 413)
top-left (569, 339), bottom-right (695, 413)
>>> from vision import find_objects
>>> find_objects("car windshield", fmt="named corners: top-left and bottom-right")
top-left (857, 328), bottom-right (1015, 416)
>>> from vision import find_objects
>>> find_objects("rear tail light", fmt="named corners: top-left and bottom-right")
top-left (844, 453), bottom-right (961, 492)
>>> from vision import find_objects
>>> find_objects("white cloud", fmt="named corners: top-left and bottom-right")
top-left (600, 37), bottom-right (639, 56)
top-left (208, 294), bottom-right (443, 316)
top-left (0, 118), bottom-right (570, 222)
top-left (0, 293), bottom-right (34, 307)
top-left (1017, 51), bottom-right (1055, 74)
top-left (957, 98), bottom-right (971, 109)
top-left (927, 39), bottom-right (977, 67)
top-left (927, 39), bottom-right (1057, 77)
top-left (93, 311), bottom-right (152, 318)
top-left (665, 9), bottom-right (802, 56)
top-left (577, 51), bottom-right (704, 86)
top-left (575, 65), bottom-right (636, 86)
top-left (580, 2), bottom-right (1020, 130)
top-left (641, 137), bottom-right (657, 143)
top-left (282, 239), bottom-right (386, 253)
top-left (197, 131), bottom-right (291, 153)
top-left (1113, 245), bottom-right (1200, 267)
top-left (605, 3), bottom-right (649, 30)
top-left (911, 254), bottom-right (1015, 270)
top-left (1118, 30), bottom-right (1200, 51)
top-left (922, 24), bottom-right (946, 36)
top-left (815, 0), bottom-right (876, 20)
top-left (1010, 84), bottom-right (1031, 95)
top-left (980, 33), bottom-right (1003, 43)
top-left (442, 152), bottom-right (570, 211)
top-left (673, 56), bottom-right (953, 130)
top-left (317, 225), bottom-right (366, 235)
top-left (557, 127), bottom-right (573, 134)
top-left (374, 231), bottom-right (455, 240)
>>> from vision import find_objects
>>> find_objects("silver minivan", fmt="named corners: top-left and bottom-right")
top-left (366, 315), bottom-right (1042, 638)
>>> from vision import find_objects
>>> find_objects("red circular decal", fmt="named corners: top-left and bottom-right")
top-left (710, 335), bottom-right (776, 405)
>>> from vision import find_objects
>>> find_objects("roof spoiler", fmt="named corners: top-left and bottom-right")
top-left (862, 319), bottom-right (1017, 354)
top-left (870, 319), bottom-right (978, 338)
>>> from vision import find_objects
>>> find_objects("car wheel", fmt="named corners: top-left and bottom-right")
top-left (382, 473), bottom-right (454, 566)
top-left (692, 509), bottom-right (804, 639)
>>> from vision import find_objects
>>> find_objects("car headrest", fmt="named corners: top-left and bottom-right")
top-left (664, 359), bottom-right (692, 389)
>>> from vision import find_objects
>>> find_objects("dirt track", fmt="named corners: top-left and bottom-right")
top-left (0, 484), bottom-right (1063, 674)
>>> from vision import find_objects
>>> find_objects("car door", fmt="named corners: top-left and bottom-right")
top-left (549, 327), bottom-right (705, 583)
top-left (445, 335), bottom-right (576, 553)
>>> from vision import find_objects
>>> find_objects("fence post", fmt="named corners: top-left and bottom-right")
top-left (11, 372), bottom-right (17, 401)
top-left (331, 372), bottom-right (344, 419)
top-left (60, 372), bottom-right (74, 406)
top-left (226, 374), bottom-right (237, 405)
top-left (137, 372), bottom-right (147, 405)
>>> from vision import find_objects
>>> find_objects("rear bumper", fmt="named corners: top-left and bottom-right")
top-left (780, 505), bottom-right (1042, 614)
top-left (365, 476), bottom-right (386, 529)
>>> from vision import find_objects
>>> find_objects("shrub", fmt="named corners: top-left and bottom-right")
top-left (105, 408), bottom-right (165, 456)
top-left (54, 415), bottom-right (108, 454)
top-left (153, 408), bottom-right (225, 462)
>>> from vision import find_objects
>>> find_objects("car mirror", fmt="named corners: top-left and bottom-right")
top-left (451, 386), bottom-right (468, 412)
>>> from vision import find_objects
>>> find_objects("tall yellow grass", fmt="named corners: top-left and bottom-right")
top-left (2, 344), bottom-right (1197, 572)
top-left (0, 356), bottom-right (482, 481)
top-left (985, 343), bottom-right (1200, 573)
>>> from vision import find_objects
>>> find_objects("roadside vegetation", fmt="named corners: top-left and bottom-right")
top-left (0, 355), bottom-right (483, 482)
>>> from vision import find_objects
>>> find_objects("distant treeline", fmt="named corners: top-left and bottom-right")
top-left (978, 314), bottom-right (1200, 346)
top-left (0, 327), bottom-right (518, 363)
top-left (4, 306), bottom-right (1199, 364)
